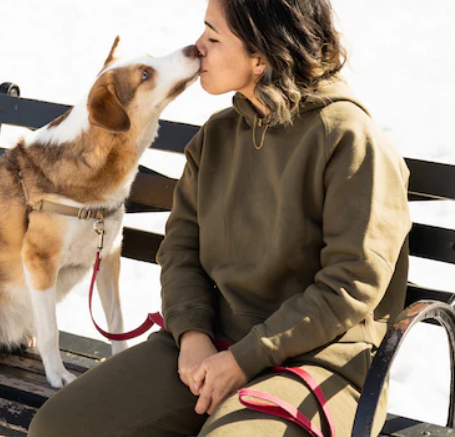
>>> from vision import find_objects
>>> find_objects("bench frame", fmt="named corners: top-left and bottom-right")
top-left (0, 82), bottom-right (454, 437)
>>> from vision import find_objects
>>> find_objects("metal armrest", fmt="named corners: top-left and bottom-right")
top-left (351, 300), bottom-right (455, 437)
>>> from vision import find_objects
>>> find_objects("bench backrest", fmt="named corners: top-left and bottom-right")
top-left (1, 86), bottom-right (454, 308)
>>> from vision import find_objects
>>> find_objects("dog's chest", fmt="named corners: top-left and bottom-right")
top-left (60, 216), bottom-right (122, 267)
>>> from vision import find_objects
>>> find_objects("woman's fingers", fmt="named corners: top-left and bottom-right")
top-left (195, 389), bottom-right (212, 415)
top-left (192, 364), bottom-right (207, 392)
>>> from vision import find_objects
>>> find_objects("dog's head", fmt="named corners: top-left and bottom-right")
top-left (87, 37), bottom-right (200, 133)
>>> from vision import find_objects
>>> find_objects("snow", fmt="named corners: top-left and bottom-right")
top-left (0, 0), bottom-right (454, 427)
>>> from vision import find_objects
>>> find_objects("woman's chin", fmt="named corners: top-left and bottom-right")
top-left (200, 84), bottom-right (230, 96)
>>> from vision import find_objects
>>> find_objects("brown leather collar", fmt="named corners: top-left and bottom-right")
top-left (18, 170), bottom-right (122, 221)
top-left (28, 199), bottom-right (121, 220)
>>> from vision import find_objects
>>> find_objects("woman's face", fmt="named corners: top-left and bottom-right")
top-left (196, 0), bottom-right (261, 97)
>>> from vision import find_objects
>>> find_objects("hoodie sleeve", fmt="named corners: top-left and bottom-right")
top-left (229, 109), bottom-right (412, 380)
top-left (156, 126), bottom-right (216, 345)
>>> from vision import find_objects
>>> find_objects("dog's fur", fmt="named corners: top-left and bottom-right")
top-left (0, 37), bottom-right (200, 387)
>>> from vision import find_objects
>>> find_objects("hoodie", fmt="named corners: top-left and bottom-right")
top-left (157, 75), bottom-right (411, 383)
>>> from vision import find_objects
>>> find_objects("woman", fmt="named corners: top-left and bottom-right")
top-left (28, 0), bottom-right (411, 436)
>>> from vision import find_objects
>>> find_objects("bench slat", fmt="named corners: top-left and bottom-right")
top-left (410, 223), bottom-right (455, 264)
top-left (58, 331), bottom-right (111, 360)
top-left (0, 423), bottom-right (28, 437)
top-left (122, 227), bottom-right (163, 264)
top-left (0, 371), bottom-right (54, 408)
top-left (405, 284), bottom-right (453, 307)
top-left (0, 93), bottom-right (197, 153)
top-left (380, 413), bottom-right (455, 437)
top-left (0, 398), bottom-right (36, 433)
top-left (406, 158), bottom-right (455, 201)
top-left (128, 168), bottom-right (176, 211)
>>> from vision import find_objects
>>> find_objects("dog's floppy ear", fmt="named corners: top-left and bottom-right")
top-left (101, 36), bottom-right (121, 71)
top-left (87, 71), bottom-right (131, 133)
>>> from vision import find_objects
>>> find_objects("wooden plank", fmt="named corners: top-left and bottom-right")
top-left (152, 119), bottom-right (199, 153)
top-left (406, 157), bottom-right (455, 201)
top-left (17, 348), bottom-right (103, 371)
top-left (58, 331), bottom-right (111, 360)
top-left (0, 398), bottom-right (36, 432)
top-left (409, 223), bottom-right (455, 264)
top-left (381, 414), bottom-right (455, 436)
top-left (0, 94), bottom-right (198, 153)
top-left (0, 423), bottom-right (27, 437)
top-left (0, 353), bottom-right (92, 378)
top-left (128, 168), bottom-right (176, 211)
top-left (405, 284), bottom-right (453, 307)
top-left (0, 355), bottom-right (47, 377)
top-left (0, 364), bottom-right (60, 392)
top-left (0, 93), bottom-right (70, 131)
top-left (0, 370), bottom-right (54, 408)
top-left (122, 227), bottom-right (163, 264)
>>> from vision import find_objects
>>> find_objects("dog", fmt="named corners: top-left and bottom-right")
top-left (0, 37), bottom-right (200, 388)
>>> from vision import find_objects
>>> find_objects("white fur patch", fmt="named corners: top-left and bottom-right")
top-left (0, 285), bottom-right (33, 346)
top-left (23, 266), bottom-right (76, 387)
top-left (23, 97), bottom-right (90, 147)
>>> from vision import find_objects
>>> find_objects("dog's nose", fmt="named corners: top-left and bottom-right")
top-left (183, 45), bottom-right (200, 59)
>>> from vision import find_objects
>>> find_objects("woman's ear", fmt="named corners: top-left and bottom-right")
top-left (253, 55), bottom-right (266, 77)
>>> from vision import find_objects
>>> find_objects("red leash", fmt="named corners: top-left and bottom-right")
top-left (239, 367), bottom-right (336, 436)
top-left (89, 230), bottom-right (335, 435)
top-left (89, 251), bottom-right (164, 340)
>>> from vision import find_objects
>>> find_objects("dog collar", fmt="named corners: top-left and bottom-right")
top-left (27, 199), bottom-right (121, 220)
top-left (18, 169), bottom-right (122, 221)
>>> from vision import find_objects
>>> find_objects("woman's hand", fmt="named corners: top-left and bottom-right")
top-left (192, 350), bottom-right (247, 415)
top-left (178, 330), bottom-right (218, 395)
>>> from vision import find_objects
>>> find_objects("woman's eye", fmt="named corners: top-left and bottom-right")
top-left (142, 71), bottom-right (149, 81)
top-left (208, 38), bottom-right (219, 43)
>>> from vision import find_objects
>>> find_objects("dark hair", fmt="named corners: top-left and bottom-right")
top-left (218, 0), bottom-right (346, 126)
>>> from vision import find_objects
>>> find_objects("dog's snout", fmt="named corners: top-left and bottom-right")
top-left (183, 45), bottom-right (200, 60)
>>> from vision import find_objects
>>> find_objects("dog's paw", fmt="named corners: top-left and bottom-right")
top-left (111, 340), bottom-right (128, 355)
top-left (47, 368), bottom-right (77, 388)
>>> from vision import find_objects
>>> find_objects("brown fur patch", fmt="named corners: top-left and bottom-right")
top-left (100, 35), bottom-right (121, 73)
top-left (22, 214), bottom-right (63, 291)
top-left (17, 128), bottom-right (138, 205)
top-left (183, 45), bottom-right (200, 59)
top-left (167, 78), bottom-right (189, 100)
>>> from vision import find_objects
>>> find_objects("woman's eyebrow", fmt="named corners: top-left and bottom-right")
top-left (204, 21), bottom-right (220, 33)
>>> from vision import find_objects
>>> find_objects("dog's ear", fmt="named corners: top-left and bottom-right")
top-left (101, 36), bottom-right (121, 71)
top-left (87, 72), bottom-right (131, 133)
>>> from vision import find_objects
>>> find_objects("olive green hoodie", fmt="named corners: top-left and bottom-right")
top-left (157, 76), bottom-right (411, 383)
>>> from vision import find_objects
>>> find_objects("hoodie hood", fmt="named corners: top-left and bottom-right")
top-left (233, 74), bottom-right (371, 128)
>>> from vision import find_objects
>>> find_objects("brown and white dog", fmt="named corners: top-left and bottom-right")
top-left (0, 37), bottom-right (200, 388)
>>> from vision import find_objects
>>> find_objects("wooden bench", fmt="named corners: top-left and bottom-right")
top-left (0, 82), bottom-right (454, 437)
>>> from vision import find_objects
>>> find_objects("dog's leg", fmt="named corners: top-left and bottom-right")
top-left (22, 240), bottom-right (76, 388)
top-left (96, 244), bottom-right (128, 354)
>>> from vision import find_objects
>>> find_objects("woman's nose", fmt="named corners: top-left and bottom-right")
top-left (196, 36), bottom-right (205, 57)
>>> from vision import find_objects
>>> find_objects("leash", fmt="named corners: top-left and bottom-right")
top-left (239, 367), bottom-right (336, 437)
top-left (89, 224), bottom-right (335, 434)
top-left (89, 219), bottom-right (163, 341)
top-left (214, 339), bottom-right (336, 435)
top-left (89, 231), bottom-right (335, 435)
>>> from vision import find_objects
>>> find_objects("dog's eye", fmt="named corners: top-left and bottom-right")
top-left (142, 71), bottom-right (149, 81)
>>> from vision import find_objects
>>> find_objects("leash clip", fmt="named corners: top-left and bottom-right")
top-left (93, 219), bottom-right (105, 258)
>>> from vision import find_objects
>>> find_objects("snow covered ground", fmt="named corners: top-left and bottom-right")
top-left (0, 0), bottom-right (454, 427)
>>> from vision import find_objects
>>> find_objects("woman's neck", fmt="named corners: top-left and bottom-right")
top-left (238, 89), bottom-right (270, 118)
top-left (249, 97), bottom-right (270, 118)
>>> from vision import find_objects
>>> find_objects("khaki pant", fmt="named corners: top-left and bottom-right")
top-left (28, 330), bottom-right (386, 437)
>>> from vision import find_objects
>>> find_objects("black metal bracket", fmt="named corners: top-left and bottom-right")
top-left (0, 82), bottom-right (21, 136)
top-left (0, 82), bottom-right (20, 97)
top-left (351, 300), bottom-right (455, 437)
